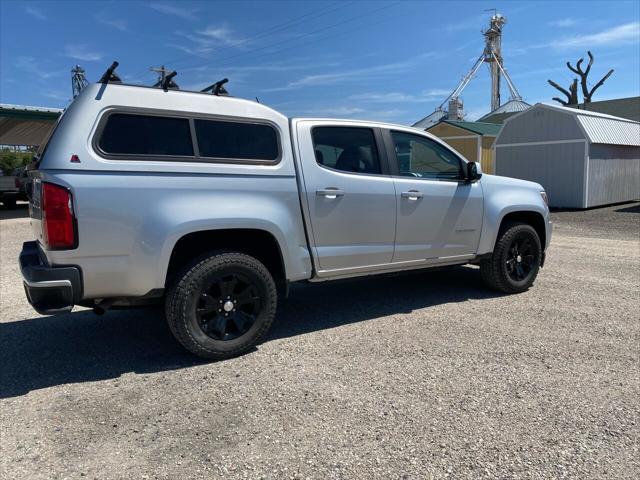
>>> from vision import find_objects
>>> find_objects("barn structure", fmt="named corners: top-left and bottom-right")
top-left (426, 120), bottom-right (502, 174)
top-left (478, 98), bottom-right (531, 124)
top-left (495, 103), bottom-right (640, 208)
top-left (0, 104), bottom-right (62, 146)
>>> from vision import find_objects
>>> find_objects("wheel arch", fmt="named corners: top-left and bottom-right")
top-left (498, 210), bottom-right (547, 249)
top-left (164, 228), bottom-right (287, 287)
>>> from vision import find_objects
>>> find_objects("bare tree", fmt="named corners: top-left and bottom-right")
top-left (567, 51), bottom-right (614, 103)
top-left (548, 78), bottom-right (578, 106)
top-left (549, 51), bottom-right (614, 105)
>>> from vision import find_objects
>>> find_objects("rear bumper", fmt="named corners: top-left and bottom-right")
top-left (20, 241), bottom-right (82, 315)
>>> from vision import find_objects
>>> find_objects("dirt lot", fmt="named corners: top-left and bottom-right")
top-left (1, 202), bottom-right (638, 479)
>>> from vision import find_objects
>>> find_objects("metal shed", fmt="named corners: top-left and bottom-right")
top-left (494, 103), bottom-right (640, 208)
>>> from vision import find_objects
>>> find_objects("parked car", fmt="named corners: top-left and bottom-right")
top-left (20, 82), bottom-right (551, 359)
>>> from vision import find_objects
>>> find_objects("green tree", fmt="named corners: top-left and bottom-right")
top-left (0, 149), bottom-right (34, 175)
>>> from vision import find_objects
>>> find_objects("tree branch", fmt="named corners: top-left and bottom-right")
top-left (548, 79), bottom-right (572, 100)
top-left (552, 96), bottom-right (568, 106)
top-left (566, 61), bottom-right (580, 75)
top-left (585, 51), bottom-right (594, 77)
top-left (588, 69), bottom-right (614, 98)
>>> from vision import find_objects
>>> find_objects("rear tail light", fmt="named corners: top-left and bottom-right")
top-left (14, 177), bottom-right (20, 188)
top-left (42, 182), bottom-right (77, 249)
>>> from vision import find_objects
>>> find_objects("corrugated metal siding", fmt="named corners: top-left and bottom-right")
top-left (0, 117), bottom-right (56, 146)
top-left (577, 116), bottom-right (640, 146)
top-left (495, 142), bottom-right (586, 208)
top-left (587, 158), bottom-right (640, 206)
top-left (496, 107), bottom-right (584, 145)
top-left (568, 97), bottom-right (640, 122)
top-left (590, 144), bottom-right (639, 160)
top-left (587, 145), bottom-right (640, 207)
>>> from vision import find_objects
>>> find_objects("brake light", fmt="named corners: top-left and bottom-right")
top-left (14, 177), bottom-right (20, 188)
top-left (42, 182), bottom-right (77, 249)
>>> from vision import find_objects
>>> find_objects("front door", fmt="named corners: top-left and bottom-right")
top-left (295, 122), bottom-right (397, 272)
top-left (385, 130), bottom-right (483, 262)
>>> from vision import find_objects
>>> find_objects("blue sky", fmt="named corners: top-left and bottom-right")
top-left (1, 0), bottom-right (639, 125)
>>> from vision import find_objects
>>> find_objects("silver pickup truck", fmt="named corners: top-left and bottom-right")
top-left (21, 80), bottom-right (551, 359)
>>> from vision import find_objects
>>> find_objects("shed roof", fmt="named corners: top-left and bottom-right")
top-left (440, 120), bottom-right (502, 136)
top-left (0, 103), bottom-right (62, 146)
top-left (567, 96), bottom-right (640, 122)
top-left (478, 99), bottom-right (531, 120)
top-left (506, 103), bottom-right (640, 147)
top-left (412, 109), bottom-right (447, 129)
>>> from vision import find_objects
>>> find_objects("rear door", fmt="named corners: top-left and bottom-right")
top-left (383, 129), bottom-right (483, 262)
top-left (294, 121), bottom-right (396, 272)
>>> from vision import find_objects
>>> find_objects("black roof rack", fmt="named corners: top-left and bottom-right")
top-left (99, 61), bottom-right (122, 84)
top-left (95, 63), bottom-right (239, 100)
top-left (201, 78), bottom-right (229, 96)
top-left (153, 71), bottom-right (178, 91)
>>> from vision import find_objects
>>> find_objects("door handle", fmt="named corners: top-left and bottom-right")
top-left (401, 190), bottom-right (424, 200)
top-left (316, 188), bottom-right (345, 199)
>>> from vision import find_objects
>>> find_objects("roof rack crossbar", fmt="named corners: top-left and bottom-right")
top-left (201, 78), bottom-right (229, 96)
top-left (99, 61), bottom-right (122, 85)
top-left (161, 71), bottom-right (178, 91)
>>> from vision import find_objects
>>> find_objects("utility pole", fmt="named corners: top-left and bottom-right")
top-left (71, 65), bottom-right (88, 98)
top-left (151, 65), bottom-right (171, 87)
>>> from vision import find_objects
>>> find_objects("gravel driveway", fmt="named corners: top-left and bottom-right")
top-left (1, 202), bottom-right (638, 479)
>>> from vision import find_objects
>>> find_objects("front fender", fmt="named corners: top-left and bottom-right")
top-left (477, 177), bottom-right (551, 255)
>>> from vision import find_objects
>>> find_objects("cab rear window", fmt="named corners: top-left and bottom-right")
top-left (98, 113), bottom-right (194, 157)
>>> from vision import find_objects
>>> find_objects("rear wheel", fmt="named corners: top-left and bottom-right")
top-left (480, 222), bottom-right (542, 293)
top-left (165, 251), bottom-right (277, 359)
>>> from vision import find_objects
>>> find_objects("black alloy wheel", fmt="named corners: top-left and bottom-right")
top-left (480, 222), bottom-right (542, 293)
top-left (505, 233), bottom-right (537, 283)
top-left (196, 272), bottom-right (262, 341)
top-left (165, 251), bottom-right (277, 360)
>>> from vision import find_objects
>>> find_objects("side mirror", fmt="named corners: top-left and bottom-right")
top-left (466, 161), bottom-right (482, 182)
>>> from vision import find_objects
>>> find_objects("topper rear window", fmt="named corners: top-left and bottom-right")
top-left (95, 112), bottom-right (281, 164)
top-left (194, 119), bottom-right (279, 161)
top-left (98, 113), bottom-right (194, 157)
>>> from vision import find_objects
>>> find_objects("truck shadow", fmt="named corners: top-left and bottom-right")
top-left (1, 266), bottom-right (502, 398)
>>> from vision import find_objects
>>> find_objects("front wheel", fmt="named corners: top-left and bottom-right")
top-left (480, 222), bottom-right (542, 293)
top-left (165, 252), bottom-right (277, 359)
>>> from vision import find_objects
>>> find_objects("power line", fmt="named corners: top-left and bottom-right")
top-left (179, 1), bottom-right (401, 74)
top-left (134, 1), bottom-right (352, 78)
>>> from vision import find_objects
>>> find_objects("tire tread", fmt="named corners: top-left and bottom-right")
top-left (165, 251), bottom-right (277, 360)
top-left (480, 222), bottom-right (541, 294)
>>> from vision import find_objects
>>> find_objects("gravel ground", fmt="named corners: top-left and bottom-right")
top-left (1, 202), bottom-right (638, 479)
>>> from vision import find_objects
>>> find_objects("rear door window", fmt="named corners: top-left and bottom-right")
top-left (311, 127), bottom-right (381, 175)
top-left (98, 113), bottom-right (194, 157)
top-left (194, 119), bottom-right (279, 161)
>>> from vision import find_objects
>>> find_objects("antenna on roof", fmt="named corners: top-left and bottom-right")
top-left (201, 78), bottom-right (229, 96)
top-left (151, 65), bottom-right (179, 90)
top-left (99, 61), bottom-right (122, 84)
